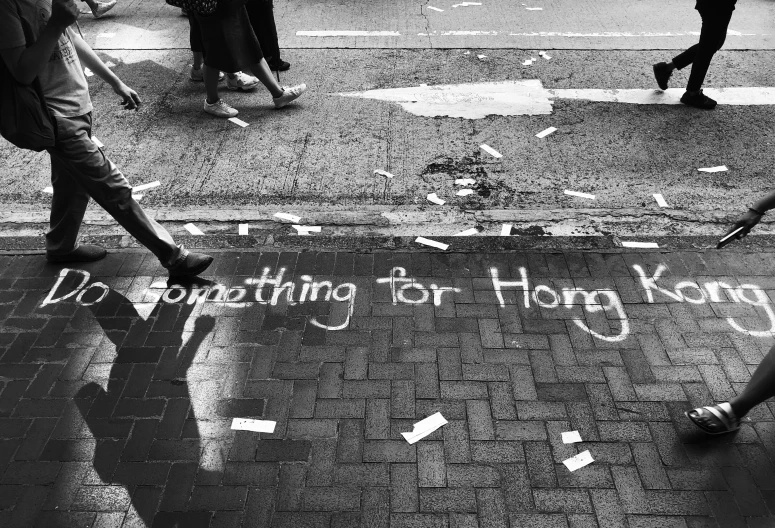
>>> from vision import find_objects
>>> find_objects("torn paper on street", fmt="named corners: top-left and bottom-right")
top-left (427, 193), bottom-right (446, 205)
top-left (454, 228), bottom-right (480, 236)
top-left (42, 187), bottom-right (53, 194)
top-left (480, 144), bottom-right (503, 158)
top-left (228, 117), bottom-right (249, 128)
top-left (84, 67), bottom-right (94, 77)
top-left (523, 59), bottom-right (534, 66)
top-left (427, 5), bottom-right (443, 11)
top-left (564, 190), bottom-right (595, 200)
top-left (401, 412), bottom-right (448, 444)
top-left (415, 237), bottom-right (449, 250)
top-left (563, 450), bottom-right (594, 471)
top-left (133, 181), bottom-right (161, 192)
top-left (274, 212), bottom-right (302, 223)
top-left (132, 194), bottom-right (143, 201)
top-left (374, 169), bottom-right (395, 178)
top-left (526, 6), bottom-right (543, 10)
top-left (536, 126), bottom-right (557, 138)
top-left (455, 178), bottom-right (476, 186)
top-left (452, 1), bottom-right (481, 6)
top-left (698, 165), bottom-right (728, 173)
top-left (105, 61), bottom-right (116, 68)
top-left (184, 223), bottom-right (204, 235)
top-left (653, 193), bottom-right (669, 207)
top-left (231, 418), bottom-right (276, 433)
top-left (501, 224), bottom-right (513, 236)
top-left (562, 431), bottom-right (583, 444)
top-left (621, 241), bottom-right (659, 249)
top-left (92, 136), bottom-right (104, 148)
top-left (238, 224), bottom-right (249, 235)
top-left (477, 55), bottom-right (487, 60)
top-left (457, 189), bottom-right (474, 196)
top-left (292, 225), bottom-right (322, 234)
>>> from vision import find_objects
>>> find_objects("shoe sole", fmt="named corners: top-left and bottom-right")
top-left (274, 93), bottom-right (304, 109)
top-left (680, 99), bottom-right (716, 110)
top-left (652, 65), bottom-right (668, 91)
top-left (169, 256), bottom-right (214, 277)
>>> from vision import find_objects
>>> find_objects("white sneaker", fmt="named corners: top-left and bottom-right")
top-left (91, 0), bottom-right (116, 18)
top-left (226, 72), bottom-right (260, 91)
top-left (190, 66), bottom-right (225, 82)
top-left (273, 84), bottom-right (307, 109)
top-left (203, 99), bottom-right (238, 118)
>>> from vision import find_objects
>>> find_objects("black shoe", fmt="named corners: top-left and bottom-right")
top-left (269, 60), bottom-right (290, 72)
top-left (652, 62), bottom-right (672, 90)
top-left (166, 246), bottom-right (214, 277)
top-left (680, 90), bottom-right (717, 110)
top-left (46, 244), bottom-right (107, 263)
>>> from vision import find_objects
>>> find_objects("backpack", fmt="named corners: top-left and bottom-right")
top-left (0, 0), bottom-right (57, 152)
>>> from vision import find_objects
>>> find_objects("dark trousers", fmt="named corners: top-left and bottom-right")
top-left (46, 113), bottom-right (178, 265)
top-left (672, 5), bottom-right (735, 92)
top-left (245, 0), bottom-right (281, 66)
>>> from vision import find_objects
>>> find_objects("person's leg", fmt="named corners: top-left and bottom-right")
top-left (46, 152), bottom-right (91, 255)
top-left (247, 59), bottom-right (284, 97)
top-left (246, 0), bottom-right (282, 67)
top-left (685, 6), bottom-right (734, 93)
top-left (203, 64), bottom-right (221, 103)
top-left (730, 344), bottom-right (775, 417)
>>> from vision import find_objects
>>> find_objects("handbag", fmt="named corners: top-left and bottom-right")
top-left (166, 0), bottom-right (217, 17)
top-left (0, 0), bottom-right (57, 152)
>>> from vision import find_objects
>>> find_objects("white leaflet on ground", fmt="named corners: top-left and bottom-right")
top-left (562, 430), bottom-right (583, 444)
top-left (457, 189), bottom-right (474, 196)
top-left (453, 228), bottom-right (480, 236)
top-left (238, 224), bottom-right (249, 235)
top-left (133, 181), bottom-right (161, 192)
top-left (463, 51), bottom-right (471, 54)
top-left (526, 6), bottom-right (543, 10)
top-left (563, 450), bottom-right (594, 471)
top-left (292, 225), bottom-right (322, 233)
top-left (84, 67), bottom-right (94, 77)
top-left (480, 144), bottom-right (502, 158)
top-left (539, 51), bottom-right (546, 56)
top-left (105, 61), bottom-right (117, 68)
top-left (415, 237), bottom-right (449, 250)
top-left (523, 59), bottom-right (533, 66)
top-left (698, 165), bottom-right (728, 173)
top-left (455, 178), bottom-right (476, 186)
top-left (427, 193), bottom-right (446, 205)
top-left (536, 126), bottom-right (557, 138)
top-left (91, 136), bottom-right (104, 148)
top-left (228, 117), bottom-right (249, 127)
top-left (477, 55), bottom-right (487, 60)
top-left (452, 1), bottom-right (482, 6)
top-left (184, 223), bottom-right (204, 235)
top-left (401, 412), bottom-right (448, 444)
top-left (231, 418), bottom-right (276, 433)
top-left (500, 224), bottom-right (513, 236)
top-left (132, 194), bottom-right (143, 201)
top-left (427, 5), bottom-right (443, 11)
top-left (653, 193), bottom-right (669, 207)
top-left (542, 54), bottom-right (552, 60)
top-left (274, 212), bottom-right (302, 223)
top-left (42, 187), bottom-right (53, 194)
top-left (564, 190), bottom-right (595, 200)
top-left (621, 241), bottom-right (659, 248)
top-left (374, 169), bottom-right (395, 178)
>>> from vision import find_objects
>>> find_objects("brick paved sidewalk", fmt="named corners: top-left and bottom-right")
top-left (2, 248), bottom-right (775, 528)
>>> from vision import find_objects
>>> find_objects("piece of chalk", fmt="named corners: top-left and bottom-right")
top-left (415, 237), bottom-right (449, 250)
top-left (500, 224), bottom-right (513, 236)
top-left (621, 241), bottom-right (659, 249)
top-left (427, 5), bottom-right (443, 11)
top-left (698, 165), bottom-right (727, 173)
top-left (457, 189), bottom-right (474, 197)
top-left (480, 144), bottom-right (502, 158)
top-left (718, 226), bottom-right (745, 243)
top-left (653, 193), bottom-right (669, 207)
top-left (92, 136), bottom-right (104, 148)
top-left (228, 117), bottom-right (249, 128)
top-left (563, 450), bottom-right (594, 472)
top-left (453, 228), bottom-right (480, 236)
top-left (564, 190), bottom-right (595, 200)
top-left (427, 193), bottom-right (446, 205)
top-left (536, 127), bottom-right (557, 138)
top-left (274, 212), bottom-right (302, 223)
top-left (455, 178), bottom-right (476, 186)
top-left (133, 181), bottom-right (161, 192)
top-left (184, 223), bottom-right (204, 235)
top-left (231, 418), bottom-right (276, 433)
top-left (374, 169), bottom-right (395, 179)
top-left (238, 224), bottom-right (249, 235)
top-left (562, 430), bottom-right (583, 444)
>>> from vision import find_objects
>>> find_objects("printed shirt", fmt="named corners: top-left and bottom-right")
top-left (0, 0), bottom-right (92, 117)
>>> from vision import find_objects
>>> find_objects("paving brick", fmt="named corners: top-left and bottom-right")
top-left (525, 442), bottom-right (556, 488)
top-left (418, 442), bottom-right (446, 487)
top-left (255, 440), bottom-right (312, 462)
top-left (71, 485), bottom-right (131, 512)
top-left (419, 488), bottom-right (476, 512)
top-left (315, 399), bottom-right (365, 419)
top-left (337, 419), bottom-right (364, 463)
top-left (466, 400), bottom-right (495, 440)
top-left (442, 420), bottom-right (471, 464)
top-left (301, 487), bottom-right (361, 511)
top-left (476, 488), bottom-right (508, 528)
top-left (495, 421), bottom-right (547, 441)
top-left (391, 463), bottom-right (419, 513)
top-left (363, 441), bottom-right (416, 463)
top-left (508, 513), bottom-right (569, 528)
top-left (190, 486), bottom-right (247, 511)
top-left (390, 513), bottom-right (449, 528)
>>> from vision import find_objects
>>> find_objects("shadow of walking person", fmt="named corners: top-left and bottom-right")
top-left (72, 277), bottom-right (218, 527)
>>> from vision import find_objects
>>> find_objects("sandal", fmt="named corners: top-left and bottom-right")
top-left (685, 404), bottom-right (740, 435)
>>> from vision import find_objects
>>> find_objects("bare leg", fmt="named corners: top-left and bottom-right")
top-left (730, 343), bottom-right (775, 417)
top-left (247, 59), bottom-right (284, 98)
top-left (203, 64), bottom-right (220, 104)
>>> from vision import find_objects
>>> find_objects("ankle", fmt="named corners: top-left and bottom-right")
top-left (206, 97), bottom-right (219, 105)
top-left (728, 399), bottom-right (748, 419)
top-left (272, 88), bottom-right (285, 98)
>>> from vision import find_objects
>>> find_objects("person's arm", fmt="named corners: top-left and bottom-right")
top-left (0, 0), bottom-right (79, 85)
top-left (69, 28), bottom-right (141, 110)
top-left (723, 190), bottom-right (775, 240)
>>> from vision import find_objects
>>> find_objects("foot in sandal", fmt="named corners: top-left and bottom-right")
top-left (685, 402), bottom-right (740, 434)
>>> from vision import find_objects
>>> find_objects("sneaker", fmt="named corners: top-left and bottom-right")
top-left (652, 62), bottom-right (672, 91)
top-left (273, 84), bottom-right (307, 109)
top-left (680, 90), bottom-right (717, 110)
top-left (226, 71), bottom-right (260, 91)
top-left (166, 246), bottom-right (214, 277)
top-left (91, 0), bottom-right (117, 18)
top-left (203, 98), bottom-right (238, 118)
top-left (47, 244), bottom-right (107, 263)
top-left (190, 66), bottom-right (225, 82)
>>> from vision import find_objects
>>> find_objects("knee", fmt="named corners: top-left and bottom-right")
top-left (106, 186), bottom-right (134, 212)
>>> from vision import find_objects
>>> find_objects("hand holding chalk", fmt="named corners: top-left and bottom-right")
top-left (717, 209), bottom-right (765, 249)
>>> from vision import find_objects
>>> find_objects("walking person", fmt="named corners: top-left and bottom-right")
top-left (245, 0), bottom-right (289, 72)
top-left (686, 191), bottom-right (774, 434)
top-left (0, 0), bottom-right (213, 276)
top-left (652, 0), bottom-right (738, 110)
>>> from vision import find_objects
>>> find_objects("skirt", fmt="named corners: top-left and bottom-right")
top-left (194, 2), bottom-right (263, 73)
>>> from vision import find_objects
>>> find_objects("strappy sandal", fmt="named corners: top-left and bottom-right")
top-left (685, 404), bottom-right (740, 435)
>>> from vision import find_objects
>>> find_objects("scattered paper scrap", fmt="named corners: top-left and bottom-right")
top-left (541, 54), bottom-right (552, 60)
top-left (231, 418), bottom-right (276, 433)
top-left (698, 165), bottom-right (727, 173)
top-left (463, 51), bottom-right (471, 55)
top-left (401, 412), bottom-right (448, 444)
top-left (132, 194), bottom-right (143, 201)
top-left (274, 212), bottom-right (302, 223)
top-left (653, 193), bottom-right (669, 207)
top-left (455, 179), bottom-right (476, 186)
top-left (562, 430), bottom-right (583, 444)
top-left (91, 136), bottom-right (104, 148)
top-left (522, 59), bottom-right (534, 66)
top-left (133, 181), bottom-right (161, 192)
top-left (105, 61), bottom-right (116, 68)
top-left (42, 187), bottom-right (53, 194)
top-left (427, 193), bottom-right (446, 205)
top-left (228, 117), bottom-right (249, 128)
top-left (374, 169), bottom-right (395, 179)
top-left (526, 6), bottom-right (543, 10)
top-left (184, 223), bottom-right (204, 235)
top-left (292, 225), bottom-right (322, 235)
top-left (621, 241), bottom-right (659, 249)
top-left (453, 227), bottom-right (480, 236)
top-left (84, 67), bottom-right (94, 77)
top-left (480, 144), bottom-right (502, 158)
top-left (427, 5), bottom-right (443, 11)
top-left (457, 189), bottom-right (474, 197)
top-left (477, 54), bottom-right (487, 60)
top-left (563, 450), bottom-right (594, 471)
top-left (564, 190), bottom-right (595, 200)
top-left (415, 237), bottom-right (449, 251)
top-left (452, 1), bottom-right (482, 6)
top-left (536, 126), bottom-right (557, 138)
top-left (500, 224), bottom-right (513, 236)
top-left (238, 224), bottom-right (249, 235)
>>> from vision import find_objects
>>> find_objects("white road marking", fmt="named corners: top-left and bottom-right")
top-left (415, 237), bottom-right (449, 250)
top-left (452, 1), bottom-right (482, 6)
top-left (374, 169), bottom-right (395, 178)
top-left (184, 223), bottom-right (204, 235)
top-left (427, 193), bottom-right (446, 205)
top-left (500, 224), bottom-right (513, 236)
top-left (564, 190), bottom-right (595, 200)
top-left (453, 227), bottom-right (480, 236)
top-left (480, 144), bottom-right (503, 158)
top-left (509, 30), bottom-right (754, 37)
top-left (133, 180), bottom-right (161, 192)
top-left (418, 31), bottom-right (499, 36)
top-left (698, 165), bottom-right (728, 173)
top-left (536, 126), bottom-right (557, 138)
top-left (427, 5), bottom-right (443, 11)
top-left (238, 224), bottom-right (249, 235)
top-left (297, 31), bottom-right (401, 36)
top-left (653, 194), bottom-right (669, 207)
top-left (228, 117), bottom-right (249, 128)
top-left (622, 241), bottom-right (659, 249)
top-left (274, 212), bottom-right (301, 223)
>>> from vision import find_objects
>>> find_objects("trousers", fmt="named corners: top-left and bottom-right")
top-left (672, 4), bottom-right (735, 92)
top-left (45, 113), bottom-right (178, 265)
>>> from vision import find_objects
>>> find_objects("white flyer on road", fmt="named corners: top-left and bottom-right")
top-left (401, 412), bottom-right (448, 444)
top-left (231, 419), bottom-right (276, 433)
